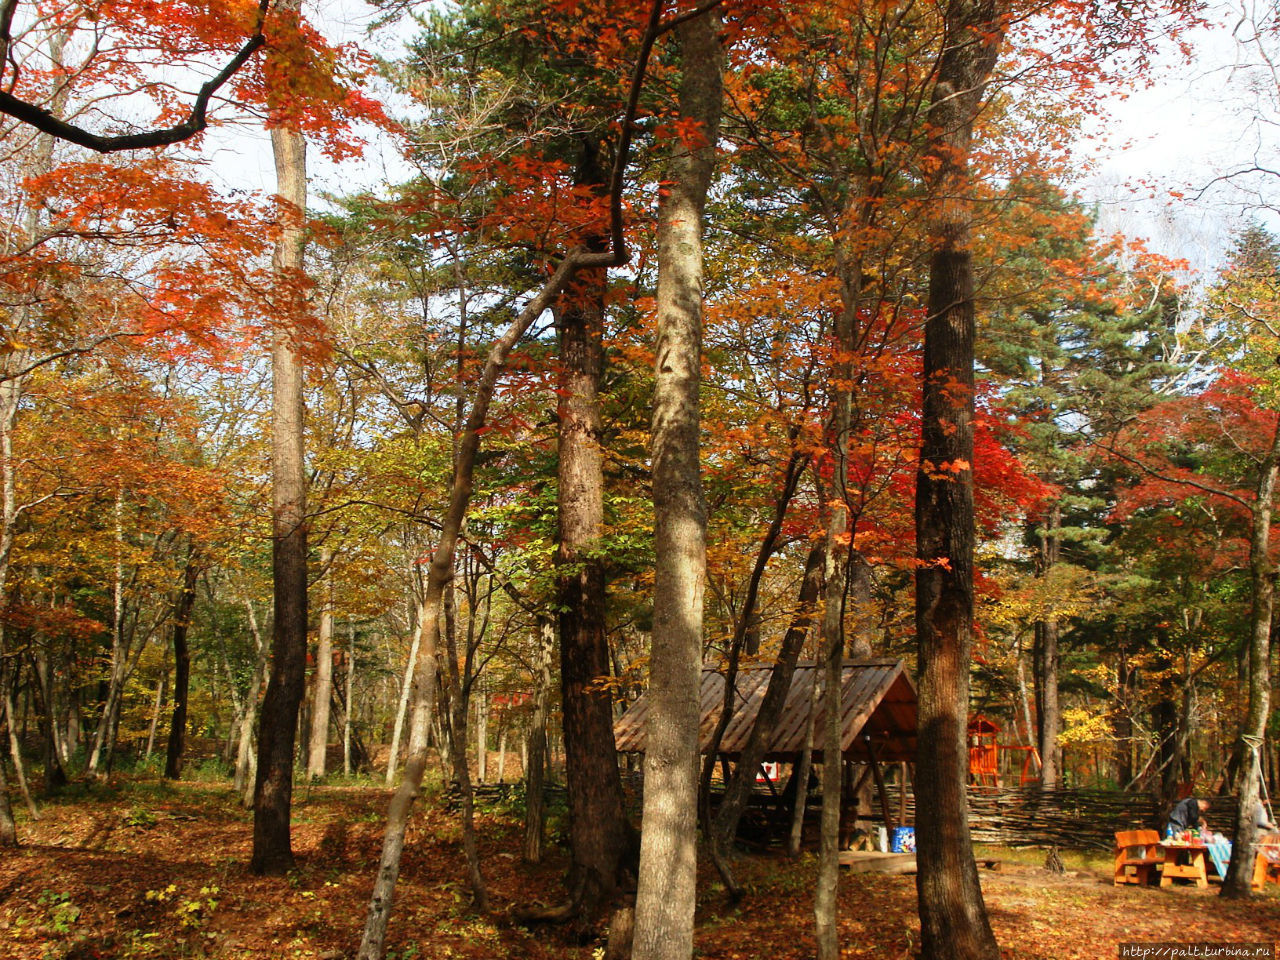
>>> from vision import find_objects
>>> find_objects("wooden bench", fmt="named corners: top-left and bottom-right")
top-left (1114, 829), bottom-right (1161, 886)
top-left (1252, 834), bottom-right (1280, 889)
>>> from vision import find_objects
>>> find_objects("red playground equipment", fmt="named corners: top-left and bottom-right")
top-left (967, 714), bottom-right (1041, 788)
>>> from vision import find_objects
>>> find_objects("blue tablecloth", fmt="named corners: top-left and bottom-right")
top-left (1206, 840), bottom-right (1232, 878)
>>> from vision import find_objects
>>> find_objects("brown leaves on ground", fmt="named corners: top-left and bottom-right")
top-left (1, 779), bottom-right (1277, 959)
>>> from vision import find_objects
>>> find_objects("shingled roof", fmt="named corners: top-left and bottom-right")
top-left (613, 658), bottom-right (917, 764)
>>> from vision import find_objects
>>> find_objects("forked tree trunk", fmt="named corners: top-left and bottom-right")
top-left (1221, 415), bottom-right (1280, 898)
top-left (913, 2), bottom-right (1005, 956)
top-left (632, 12), bottom-right (721, 960)
top-left (251, 11), bottom-right (310, 873)
top-left (164, 554), bottom-right (200, 780)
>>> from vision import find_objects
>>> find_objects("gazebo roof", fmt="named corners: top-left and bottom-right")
top-left (613, 658), bottom-right (917, 764)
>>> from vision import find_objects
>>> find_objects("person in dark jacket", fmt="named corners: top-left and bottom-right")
top-left (1167, 796), bottom-right (1211, 836)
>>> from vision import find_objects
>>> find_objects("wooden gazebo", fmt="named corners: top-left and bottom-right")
top-left (614, 658), bottom-right (918, 838)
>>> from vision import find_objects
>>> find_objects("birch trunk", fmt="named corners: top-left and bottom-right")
top-left (632, 12), bottom-right (721, 960)
top-left (387, 592), bottom-right (426, 784)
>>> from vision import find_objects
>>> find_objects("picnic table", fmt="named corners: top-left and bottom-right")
top-left (1158, 840), bottom-right (1209, 888)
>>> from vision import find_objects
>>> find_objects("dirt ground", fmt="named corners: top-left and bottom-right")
top-left (1, 778), bottom-right (1277, 959)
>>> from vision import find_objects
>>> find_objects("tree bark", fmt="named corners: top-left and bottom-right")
top-left (308, 550), bottom-right (335, 781)
top-left (1033, 503), bottom-right (1062, 790)
top-left (1221, 414), bottom-right (1280, 897)
top-left (252, 4), bottom-right (309, 872)
top-left (525, 619), bottom-right (554, 863)
top-left (632, 12), bottom-right (721, 960)
top-left (913, 2), bottom-right (1005, 957)
top-left (556, 137), bottom-right (634, 929)
top-left (164, 554), bottom-right (201, 780)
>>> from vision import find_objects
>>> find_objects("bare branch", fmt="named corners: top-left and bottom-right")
top-left (0, 0), bottom-right (271, 153)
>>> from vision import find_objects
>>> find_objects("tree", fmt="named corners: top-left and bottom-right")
top-left (632, 8), bottom-right (722, 960)
top-left (913, 0), bottom-right (1006, 957)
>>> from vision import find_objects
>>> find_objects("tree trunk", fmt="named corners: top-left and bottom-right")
top-left (3, 690), bottom-right (37, 820)
top-left (251, 26), bottom-right (310, 873)
top-left (913, 2), bottom-right (1005, 957)
top-left (789, 675), bottom-right (821, 856)
top-left (556, 137), bottom-right (634, 930)
top-left (308, 551), bottom-right (335, 781)
top-left (344, 621), bottom-right (355, 777)
top-left (387, 592), bottom-right (425, 784)
top-left (0, 755), bottom-right (15, 846)
top-left (525, 619), bottom-right (554, 863)
top-left (235, 598), bottom-right (269, 800)
top-left (443, 575), bottom-right (489, 910)
top-left (632, 13), bottom-right (721, 960)
top-left (164, 554), bottom-right (201, 780)
top-left (1034, 503), bottom-right (1062, 790)
top-left (476, 683), bottom-right (488, 784)
top-left (714, 542), bottom-right (824, 848)
top-left (1221, 415), bottom-right (1280, 897)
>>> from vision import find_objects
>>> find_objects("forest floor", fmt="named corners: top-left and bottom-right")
top-left (2, 775), bottom-right (1278, 960)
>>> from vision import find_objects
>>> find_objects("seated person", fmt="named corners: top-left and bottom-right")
top-left (1256, 802), bottom-right (1277, 833)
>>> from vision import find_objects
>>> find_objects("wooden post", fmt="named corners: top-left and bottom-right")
top-left (866, 736), bottom-right (895, 834)
top-left (899, 762), bottom-right (909, 826)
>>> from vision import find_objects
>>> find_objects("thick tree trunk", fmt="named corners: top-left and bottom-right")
top-left (251, 38), bottom-right (309, 874)
top-left (632, 13), bottom-right (721, 960)
top-left (308, 552), bottom-right (335, 781)
top-left (164, 555), bottom-right (200, 780)
top-left (556, 139), bottom-right (634, 929)
top-left (1221, 416), bottom-right (1280, 897)
top-left (913, 3), bottom-right (1004, 958)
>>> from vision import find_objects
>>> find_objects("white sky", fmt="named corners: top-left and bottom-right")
top-left (1079, 2), bottom-right (1280, 274)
